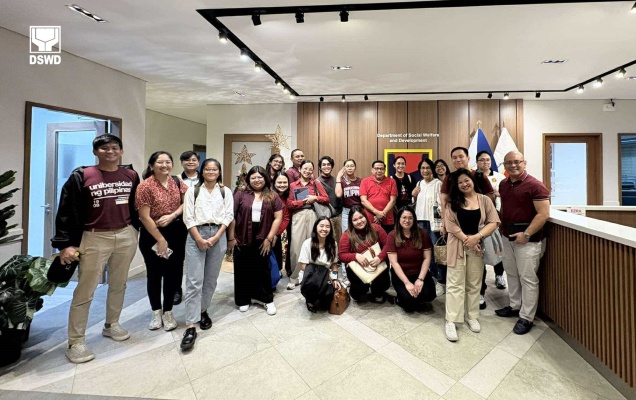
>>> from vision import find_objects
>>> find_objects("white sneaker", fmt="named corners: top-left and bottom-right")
top-left (465, 318), bottom-right (481, 333)
top-left (66, 342), bottom-right (95, 363)
top-left (102, 323), bottom-right (131, 341)
top-left (265, 302), bottom-right (277, 316)
top-left (286, 281), bottom-right (296, 290)
top-left (495, 275), bottom-right (507, 289)
top-left (162, 311), bottom-right (177, 331)
top-left (445, 321), bottom-right (458, 342)
top-left (148, 310), bottom-right (162, 330)
top-left (239, 304), bottom-right (250, 312)
top-left (435, 281), bottom-right (446, 297)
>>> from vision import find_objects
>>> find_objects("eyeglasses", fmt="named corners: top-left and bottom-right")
top-left (477, 158), bottom-right (491, 163)
top-left (373, 167), bottom-right (386, 171)
top-left (421, 166), bottom-right (431, 171)
top-left (503, 160), bottom-right (525, 166)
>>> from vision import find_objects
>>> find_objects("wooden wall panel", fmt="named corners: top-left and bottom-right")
top-left (499, 100), bottom-right (517, 151)
top-left (407, 101), bottom-right (438, 155)
top-left (318, 102), bottom-right (348, 168)
top-left (296, 103), bottom-right (319, 164)
top-left (347, 102), bottom-right (378, 176)
top-left (516, 100), bottom-right (524, 153)
top-left (438, 100), bottom-right (469, 163)
top-left (585, 211), bottom-right (636, 228)
top-left (377, 101), bottom-right (408, 161)
top-left (469, 100), bottom-right (500, 146)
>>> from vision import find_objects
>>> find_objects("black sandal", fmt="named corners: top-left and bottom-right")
top-left (306, 302), bottom-right (317, 313)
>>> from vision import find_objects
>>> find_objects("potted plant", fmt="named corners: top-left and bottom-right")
top-left (0, 170), bottom-right (65, 367)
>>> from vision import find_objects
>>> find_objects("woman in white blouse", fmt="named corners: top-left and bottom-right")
top-left (412, 158), bottom-right (444, 296)
top-left (180, 158), bottom-right (233, 351)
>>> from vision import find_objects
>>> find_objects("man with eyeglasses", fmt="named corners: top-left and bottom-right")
top-left (495, 151), bottom-right (550, 335)
top-left (475, 151), bottom-right (508, 310)
top-left (360, 160), bottom-right (398, 233)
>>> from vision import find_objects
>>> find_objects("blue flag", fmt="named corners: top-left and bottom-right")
top-left (468, 128), bottom-right (498, 172)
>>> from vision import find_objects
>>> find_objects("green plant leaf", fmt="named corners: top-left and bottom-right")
top-left (0, 255), bottom-right (33, 281)
top-left (0, 171), bottom-right (16, 190)
top-left (0, 188), bottom-right (19, 204)
top-left (0, 235), bottom-right (22, 245)
top-left (26, 257), bottom-right (58, 295)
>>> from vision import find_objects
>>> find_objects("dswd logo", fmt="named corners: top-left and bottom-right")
top-left (29, 26), bottom-right (62, 65)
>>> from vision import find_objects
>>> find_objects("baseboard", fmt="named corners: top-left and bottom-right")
top-left (128, 263), bottom-right (146, 278)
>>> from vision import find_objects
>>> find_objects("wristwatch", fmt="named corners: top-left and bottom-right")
top-left (523, 231), bottom-right (531, 240)
top-left (329, 271), bottom-right (338, 280)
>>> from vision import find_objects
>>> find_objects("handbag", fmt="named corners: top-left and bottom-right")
top-left (433, 236), bottom-right (447, 266)
top-left (329, 287), bottom-right (350, 315)
top-left (312, 183), bottom-right (336, 218)
top-left (269, 251), bottom-right (281, 289)
top-left (347, 242), bottom-right (388, 284)
top-left (47, 254), bottom-right (79, 284)
top-left (479, 196), bottom-right (504, 266)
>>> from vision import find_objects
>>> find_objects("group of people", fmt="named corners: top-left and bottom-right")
top-left (53, 134), bottom-right (549, 364)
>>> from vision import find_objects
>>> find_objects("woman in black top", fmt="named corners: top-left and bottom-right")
top-left (392, 156), bottom-right (416, 210)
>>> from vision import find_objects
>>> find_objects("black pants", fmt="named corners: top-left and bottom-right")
top-left (346, 266), bottom-right (390, 300)
top-left (391, 269), bottom-right (436, 312)
top-left (480, 261), bottom-right (505, 295)
top-left (139, 221), bottom-right (187, 312)
top-left (284, 225), bottom-right (292, 277)
top-left (381, 224), bottom-right (394, 234)
top-left (234, 223), bottom-right (273, 306)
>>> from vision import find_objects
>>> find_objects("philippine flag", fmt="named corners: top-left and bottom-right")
top-left (493, 127), bottom-right (519, 172)
top-left (468, 128), bottom-right (498, 172)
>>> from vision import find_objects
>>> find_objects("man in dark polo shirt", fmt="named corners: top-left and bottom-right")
top-left (494, 151), bottom-right (550, 335)
top-left (285, 148), bottom-right (305, 183)
top-left (52, 134), bottom-right (140, 363)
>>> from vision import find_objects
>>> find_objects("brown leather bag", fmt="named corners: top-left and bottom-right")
top-left (329, 287), bottom-right (350, 315)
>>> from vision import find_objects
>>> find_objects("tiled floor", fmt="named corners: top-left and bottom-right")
top-left (0, 267), bottom-right (628, 400)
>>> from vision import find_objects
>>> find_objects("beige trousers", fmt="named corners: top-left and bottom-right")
top-left (289, 209), bottom-right (316, 283)
top-left (446, 250), bottom-right (484, 323)
top-left (68, 225), bottom-right (138, 345)
top-left (502, 239), bottom-right (545, 322)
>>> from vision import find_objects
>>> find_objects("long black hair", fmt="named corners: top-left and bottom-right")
top-left (433, 159), bottom-right (450, 179)
top-left (246, 166), bottom-right (276, 204)
top-left (197, 158), bottom-right (224, 187)
top-left (310, 216), bottom-right (337, 262)
top-left (265, 154), bottom-right (285, 177)
top-left (143, 151), bottom-right (173, 179)
top-left (347, 205), bottom-right (378, 250)
top-left (272, 172), bottom-right (290, 201)
top-left (393, 206), bottom-right (423, 249)
top-left (448, 168), bottom-right (479, 212)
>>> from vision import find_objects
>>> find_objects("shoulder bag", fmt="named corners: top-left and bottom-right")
top-left (312, 182), bottom-right (336, 218)
top-left (479, 195), bottom-right (504, 266)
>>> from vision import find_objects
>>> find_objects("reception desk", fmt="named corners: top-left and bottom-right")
top-left (540, 208), bottom-right (636, 389)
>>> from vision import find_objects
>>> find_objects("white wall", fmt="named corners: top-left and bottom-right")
top-left (206, 103), bottom-right (297, 168)
top-left (524, 100), bottom-right (636, 206)
top-left (145, 109), bottom-right (206, 173)
top-left (0, 27), bottom-right (146, 270)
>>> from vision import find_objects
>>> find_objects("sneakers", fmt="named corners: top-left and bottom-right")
top-left (149, 310), bottom-right (163, 330)
top-left (445, 321), bottom-right (458, 342)
top-left (465, 319), bottom-right (481, 333)
top-left (435, 281), bottom-right (446, 297)
top-left (102, 323), bottom-right (131, 341)
top-left (479, 295), bottom-right (487, 310)
top-left (66, 342), bottom-right (95, 363)
top-left (162, 311), bottom-right (177, 331)
top-left (265, 302), bottom-right (277, 316)
top-left (495, 275), bottom-right (507, 289)
top-left (239, 304), bottom-right (250, 312)
top-left (286, 282), bottom-right (296, 290)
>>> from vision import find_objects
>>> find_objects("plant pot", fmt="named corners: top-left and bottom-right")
top-left (0, 328), bottom-right (25, 367)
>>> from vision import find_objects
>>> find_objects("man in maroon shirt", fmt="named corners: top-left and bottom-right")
top-left (52, 134), bottom-right (140, 363)
top-left (495, 151), bottom-right (550, 335)
top-left (360, 160), bottom-right (398, 233)
top-left (285, 148), bottom-right (305, 183)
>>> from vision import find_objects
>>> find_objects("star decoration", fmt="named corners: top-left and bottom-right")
top-left (265, 125), bottom-right (290, 151)
top-left (233, 145), bottom-right (256, 165)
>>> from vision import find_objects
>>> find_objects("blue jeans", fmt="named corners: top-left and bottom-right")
top-left (418, 220), bottom-right (445, 284)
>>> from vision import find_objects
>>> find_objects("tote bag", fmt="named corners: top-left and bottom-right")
top-left (479, 196), bottom-right (504, 266)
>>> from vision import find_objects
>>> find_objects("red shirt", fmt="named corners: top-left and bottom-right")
top-left (135, 176), bottom-right (187, 220)
top-left (84, 166), bottom-right (138, 229)
top-left (499, 171), bottom-right (550, 236)
top-left (441, 170), bottom-right (494, 195)
top-left (287, 178), bottom-right (330, 212)
top-left (359, 176), bottom-right (398, 225)
top-left (285, 166), bottom-right (301, 183)
top-left (384, 229), bottom-right (432, 275)
top-left (338, 223), bottom-right (388, 264)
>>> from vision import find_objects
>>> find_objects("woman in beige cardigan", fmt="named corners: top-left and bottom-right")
top-left (443, 169), bottom-right (499, 342)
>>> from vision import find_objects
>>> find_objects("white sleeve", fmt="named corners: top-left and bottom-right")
top-left (183, 187), bottom-right (197, 229)
top-left (298, 238), bottom-right (312, 264)
top-left (221, 187), bottom-right (234, 227)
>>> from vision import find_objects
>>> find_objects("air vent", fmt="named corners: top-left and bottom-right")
top-left (331, 66), bottom-right (352, 70)
top-left (541, 60), bottom-right (567, 64)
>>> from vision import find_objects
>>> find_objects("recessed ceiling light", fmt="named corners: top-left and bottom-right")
top-left (541, 60), bottom-right (567, 64)
top-left (331, 66), bottom-right (352, 70)
top-left (66, 4), bottom-right (106, 22)
top-left (234, 91), bottom-right (245, 97)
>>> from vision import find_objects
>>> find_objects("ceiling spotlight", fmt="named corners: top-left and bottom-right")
top-left (252, 13), bottom-right (261, 26)
top-left (320, 97), bottom-right (324, 102)
top-left (577, 85), bottom-right (585, 94)
top-left (340, 10), bottom-right (349, 22)
top-left (487, 92), bottom-right (492, 99)
top-left (240, 49), bottom-right (250, 61)
top-left (503, 92), bottom-right (510, 100)
top-left (283, 87), bottom-right (290, 94)
top-left (275, 79), bottom-right (282, 86)
top-left (295, 12), bottom-right (304, 23)
top-left (631, 2), bottom-right (636, 13)
top-left (289, 94), bottom-right (296, 100)
top-left (364, 95), bottom-right (369, 101)
top-left (593, 78), bottom-right (603, 88)
top-left (218, 32), bottom-right (228, 43)
top-left (535, 92), bottom-right (541, 98)
top-left (341, 95), bottom-right (346, 102)
top-left (616, 68), bottom-right (627, 79)
top-left (254, 62), bottom-right (262, 72)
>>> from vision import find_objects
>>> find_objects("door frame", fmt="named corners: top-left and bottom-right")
top-left (617, 133), bottom-right (636, 205)
top-left (542, 133), bottom-right (602, 205)
top-left (22, 102), bottom-right (123, 254)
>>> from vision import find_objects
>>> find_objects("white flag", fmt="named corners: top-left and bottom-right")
top-left (468, 130), bottom-right (478, 170)
top-left (494, 127), bottom-right (519, 171)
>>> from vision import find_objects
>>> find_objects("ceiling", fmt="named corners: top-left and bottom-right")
top-left (2, 0), bottom-right (636, 124)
